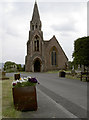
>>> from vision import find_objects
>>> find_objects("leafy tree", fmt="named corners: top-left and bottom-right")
top-left (4, 61), bottom-right (25, 72)
top-left (17, 64), bottom-right (22, 71)
top-left (4, 61), bottom-right (17, 72)
top-left (17, 64), bottom-right (25, 71)
top-left (22, 65), bottom-right (25, 71)
top-left (72, 36), bottom-right (89, 71)
top-left (67, 61), bottom-right (72, 70)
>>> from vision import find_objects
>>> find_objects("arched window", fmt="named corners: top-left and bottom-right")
top-left (51, 48), bottom-right (57, 65)
top-left (32, 25), bottom-right (34, 30)
top-left (36, 24), bottom-right (37, 29)
top-left (37, 40), bottom-right (39, 51)
top-left (39, 25), bottom-right (41, 30)
top-left (34, 40), bottom-right (36, 51)
top-left (34, 36), bottom-right (39, 51)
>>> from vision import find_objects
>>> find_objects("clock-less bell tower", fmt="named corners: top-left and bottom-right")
top-left (25, 1), bottom-right (45, 72)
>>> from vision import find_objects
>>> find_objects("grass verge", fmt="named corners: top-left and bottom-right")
top-left (0, 80), bottom-right (2, 119)
top-left (66, 74), bottom-right (80, 80)
top-left (2, 76), bottom-right (21, 118)
top-left (46, 70), bottom-right (59, 73)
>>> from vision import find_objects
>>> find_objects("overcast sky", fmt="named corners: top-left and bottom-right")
top-left (0, 0), bottom-right (87, 64)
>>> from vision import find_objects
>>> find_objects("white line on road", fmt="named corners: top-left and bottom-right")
top-left (37, 88), bottom-right (79, 118)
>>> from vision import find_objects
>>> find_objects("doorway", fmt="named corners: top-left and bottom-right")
top-left (34, 59), bottom-right (41, 72)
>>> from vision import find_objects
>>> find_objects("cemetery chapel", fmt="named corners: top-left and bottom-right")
top-left (25, 2), bottom-right (68, 72)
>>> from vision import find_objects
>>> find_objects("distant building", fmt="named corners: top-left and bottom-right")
top-left (25, 2), bottom-right (68, 72)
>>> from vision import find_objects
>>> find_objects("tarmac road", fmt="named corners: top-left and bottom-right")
top-left (6, 72), bottom-right (88, 118)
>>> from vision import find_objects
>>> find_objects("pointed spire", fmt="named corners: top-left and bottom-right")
top-left (32, 1), bottom-right (40, 23)
top-left (35, 0), bottom-right (37, 4)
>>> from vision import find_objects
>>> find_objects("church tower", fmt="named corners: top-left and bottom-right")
top-left (25, 2), bottom-right (45, 72)
top-left (25, 2), bottom-right (68, 72)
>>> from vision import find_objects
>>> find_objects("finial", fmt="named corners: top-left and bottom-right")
top-left (35, 0), bottom-right (37, 4)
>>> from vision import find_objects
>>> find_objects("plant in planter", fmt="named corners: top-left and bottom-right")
top-left (12, 76), bottom-right (39, 111)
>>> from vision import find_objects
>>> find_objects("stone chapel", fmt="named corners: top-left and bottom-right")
top-left (25, 2), bottom-right (68, 72)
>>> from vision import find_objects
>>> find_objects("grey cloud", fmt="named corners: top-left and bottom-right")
top-left (12, 2), bottom-right (33, 16)
top-left (4, 22), bottom-right (20, 37)
top-left (1, 1), bottom-right (86, 64)
top-left (51, 22), bottom-right (76, 32)
top-left (5, 28), bottom-right (19, 37)
top-left (39, 2), bottom-right (82, 14)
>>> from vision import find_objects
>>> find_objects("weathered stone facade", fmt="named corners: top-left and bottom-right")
top-left (25, 2), bottom-right (68, 72)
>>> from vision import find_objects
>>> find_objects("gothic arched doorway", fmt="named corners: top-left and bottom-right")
top-left (34, 59), bottom-right (41, 72)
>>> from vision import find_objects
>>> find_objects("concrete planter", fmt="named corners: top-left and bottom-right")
top-left (12, 86), bottom-right (37, 111)
top-left (59, 71), bottom-right (65, 77)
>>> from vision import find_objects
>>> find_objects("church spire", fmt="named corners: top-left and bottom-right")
top-left (30, 1), bottom-right (42, 31)
top-left (32, 1), bottom-right (40, 23)
top-left (35, 0), bottom-right (37, 4)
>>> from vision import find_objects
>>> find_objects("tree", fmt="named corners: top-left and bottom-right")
top-left (17, 64), bottom-right (22, 71)
top-left (67, 61), bottom-right (72, 70)
top-left (4, 61), bottom-right (17, 72)
top-left (72, 36), bottom-right (89, 71)
top-left (17, 64), bottom-right (25, 71)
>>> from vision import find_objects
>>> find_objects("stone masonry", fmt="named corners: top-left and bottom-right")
top-left (25, 2), bottom-right (68, 72)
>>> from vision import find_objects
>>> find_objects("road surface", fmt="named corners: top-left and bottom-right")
top-left (6, 72), bottom-right (87, 118)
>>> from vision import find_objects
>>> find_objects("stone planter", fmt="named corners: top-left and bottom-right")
top-left (12, 86), bottom-right (37, 111)
top-left (59, 71), bottom-right (65, 77)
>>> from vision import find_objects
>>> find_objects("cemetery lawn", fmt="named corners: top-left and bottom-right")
top-left (2, 77), bottom-right (21, 118)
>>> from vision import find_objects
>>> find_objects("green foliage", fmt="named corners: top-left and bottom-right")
top-left (59, 70), bottom-right (65, 72)
top-left (4, 61), bottom-right (17, 72)
top-left (47, 70), bottom-right (59, 73)
top-left (17, 64), bottom-right (22, 71)
top-left (2, 77), bottom-right (21, 117)
top-left (73, 36), bottom-right (89, 67)
top-left (17, 64), bottom-right (25, 72)
top-left (68, 61), bottom-right (73, 70)
top-left (4, 61), bottom-right (25, 72)
top-left (13, 81), bottom-right (36, 88)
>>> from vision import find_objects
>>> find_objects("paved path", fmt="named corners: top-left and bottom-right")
top-left (21, 88), bottom-right (78, 118)
top-left (6, 72), bottom-right (88, 118)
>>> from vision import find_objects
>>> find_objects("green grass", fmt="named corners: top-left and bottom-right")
top-left (66, 74), bottom-right (80, 80)
top-left (0, 72), bottom-right (2, 119)
top-left (45, 70), bottom-right (81, 80)
top-left (0, 80), bottom-right (2, 119)
top-left (46, 70), bottom-right (79, 80)
top-left (46, 70), bottom-right (59, 73)
top-left (2, 77), bottom-right (21, 118)
top-left (2, 71), bottom-right (87, 118)
top-left (13, 81), bottom-right (36, 88)
top-left (66, 74), bottom-right (88, 82)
